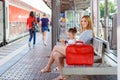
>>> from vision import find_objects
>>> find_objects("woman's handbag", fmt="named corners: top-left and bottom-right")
top-left (66, 41), bottom-right (94, 65)
top-left (32, 20), bottom-right (36, 32)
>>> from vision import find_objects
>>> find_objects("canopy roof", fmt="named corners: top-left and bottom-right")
top-left (44, 0), bottom-right (90, 13)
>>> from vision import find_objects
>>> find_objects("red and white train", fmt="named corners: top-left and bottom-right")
top-left (0, 0), bottom-right (45, 46)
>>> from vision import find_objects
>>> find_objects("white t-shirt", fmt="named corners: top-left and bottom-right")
top-left (66, 39), bottom-right (76, 46)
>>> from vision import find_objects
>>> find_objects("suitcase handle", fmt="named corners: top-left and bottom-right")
top-left (76, 41), bottom-right (84, 43)
top-left (75, 41), bottom-right (84, 45)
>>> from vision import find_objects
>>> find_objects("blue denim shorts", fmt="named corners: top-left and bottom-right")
top-left (41, 26), bottom-right (49, 32)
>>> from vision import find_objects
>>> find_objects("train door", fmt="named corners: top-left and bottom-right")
top-left (0, 1), bottom-right (4, 45)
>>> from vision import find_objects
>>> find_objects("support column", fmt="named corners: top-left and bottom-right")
top-left (3, 0), bottom-right (6, 45)
top-left (51, 0), bottom-right (60, 49)
top-left (56, 0), bottom-right (60, 42)
top-left (97, 0), bottom-right (100, 37)
top-left (104, 0), bottom-right (109, 41)
top-left (91, 0), bottom-right (100, 36)
top-left (117, 0), bottom-right (120, 79)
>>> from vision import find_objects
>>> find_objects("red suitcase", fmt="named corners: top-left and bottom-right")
top-left (66, 41), bottom-right (94, 65)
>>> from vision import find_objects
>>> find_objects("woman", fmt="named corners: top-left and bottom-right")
top-left (40, 13), bottom-right (49, 46)
top-left (27, 11), bottom-right (37, 47)
top-left (40, 15), bottom-right (94, 80)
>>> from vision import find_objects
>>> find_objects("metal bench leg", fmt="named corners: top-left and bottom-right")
top-left (102, 47), bottom-right (105, 64)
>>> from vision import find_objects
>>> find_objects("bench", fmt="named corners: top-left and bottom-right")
top-left (62, 37), bottom-right (117, 79)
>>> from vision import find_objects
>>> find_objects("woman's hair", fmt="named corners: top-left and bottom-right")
top-left (29, 11), bottom-right (34, 17)
top-left (80, 15), bottom-right (95, 36)
top-left (68, 27), bottom-right (77, 35)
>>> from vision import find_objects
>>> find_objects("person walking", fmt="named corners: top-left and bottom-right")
top-left (27, 11), bottom-right (37, 47)
top-left (40, 13), bottom-right (50, 46)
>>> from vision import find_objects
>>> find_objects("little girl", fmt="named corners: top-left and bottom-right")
top-left (53, 27), bottom-right (77, 72)
top-left (61, 27), bottom-right (77, 46)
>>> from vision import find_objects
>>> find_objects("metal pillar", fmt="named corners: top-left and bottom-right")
top-left (90, 0), bottom-right (93, 19)
top-left (118, 0), bottom-right (120, 27)
top-left (111, 14), bottom-right (117, 50)
top-left (3, 0), bottom-right (6, 45)
top-left (104, 0), bottom-right (109, 41)
top-left (97, 0), bottom-right (100, 37)
top-left (56, 1), bottom-right (60, 42)
top-left (91, 0), bottom-right (100, 36)
top-left (117, 0), bottom-right (120, 79)
top-left (51, 0), bottom-right (60, 49)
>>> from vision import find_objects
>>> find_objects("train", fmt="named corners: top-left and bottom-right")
top-left (0, 0), bottom-right (46, 46)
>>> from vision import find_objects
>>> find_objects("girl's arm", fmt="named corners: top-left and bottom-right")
top-left (60, 39), bottom-right (66, 46)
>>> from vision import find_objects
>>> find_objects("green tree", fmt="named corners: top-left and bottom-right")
top-left (100, 1), bottom-right (117, 18)
top-left (100, 3), bottom-right (105, 18)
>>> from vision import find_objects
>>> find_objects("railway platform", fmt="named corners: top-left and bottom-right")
top-left (0, 32), bottom-right (117, 80)
top-left (0, 0), bottom-right (118, 79)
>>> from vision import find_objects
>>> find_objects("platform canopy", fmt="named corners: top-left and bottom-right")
top-left (44, 0), bottom-right (90, 13)
top-left (20, 0), bottom-right (51, 15)
top-left (74, 0), bottom-right (90, 10)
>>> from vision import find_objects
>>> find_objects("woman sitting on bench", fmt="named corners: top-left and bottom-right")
top-left (40, 15), bottom-right (95, 80)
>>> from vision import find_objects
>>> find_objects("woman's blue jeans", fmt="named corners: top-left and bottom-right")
top-left (29, 29), bottom-right (36, 45)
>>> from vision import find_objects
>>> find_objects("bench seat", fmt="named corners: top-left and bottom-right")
top-left (63, 63), bottom-right (117, 75)
top-left (62, 37), bottom-right (117, 76)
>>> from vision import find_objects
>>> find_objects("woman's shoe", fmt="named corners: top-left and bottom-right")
top-left (40, 67), bottom-right (51, 73)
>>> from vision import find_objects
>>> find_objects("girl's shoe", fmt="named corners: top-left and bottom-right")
top-left (53, 67), bottom-right (59, 72)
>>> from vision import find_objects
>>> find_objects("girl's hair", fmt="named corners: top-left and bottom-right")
top-left (43, 13), bottom-right (46, 16)
top-left (29, 11), bottom-right (34, 17)
top-left (68, 27), bottom-right (77, 35)
top-left (80, 15), bottom-right (95, 36)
